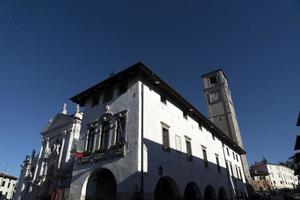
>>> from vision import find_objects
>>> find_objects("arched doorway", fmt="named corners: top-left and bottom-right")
top-left (218, 187), bottom-right (227, 200)
top-left (184, 182), bottom-right (201, 200)
top-left (154, 177), bottom-right (180, 200)
top-left (85, 168), bottom-right (117, 200)
top-left (204, 185), bottom-right (216, 200)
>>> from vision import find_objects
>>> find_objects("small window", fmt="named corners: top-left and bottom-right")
top-left (185, 138), bottom-right (192, 161)
top-left (118, 81), bottom-right (128, 95)
top-left (209, 76), bottom-right (217, 85)
top-left (216, 154), bottom-right (221, 173)
top-left (212, 133), bottom-right (215, 140)
top-left (232, 152), bottom-right (235, 160)
top-left (175, 135), bottom-right (181, 151)
top-left (226, 147), bottom-right (230, 156)
top-left (236, 154), bottom-right (239, 162)
top-left (198, 123), bottom-right (203, 131)
top-left (91, 94), bottom-right (100, 107)
top-left (1, 181), bottom-right (5, 187)
top-left (202, 147), bottom-right (208, 168)
top-left (208, 90), bottom-right (221, 104)
top-left (103, 89), bottom-right (113, 103)
top-left (229, 163), bottom-right (234, 177)
top-left (183, 111), bottom-right (188, 119)
top-left (236, 165), bottom-right (239, 179)
top-left (162, 127), bottom-right (170, 151)
top-left (160, 95), bottom-right (167, 104)
top-left (7, 182), bottom-right (10, 188)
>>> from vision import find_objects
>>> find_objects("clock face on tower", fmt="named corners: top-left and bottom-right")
top-left (208, 90), bottom-right (221, 104)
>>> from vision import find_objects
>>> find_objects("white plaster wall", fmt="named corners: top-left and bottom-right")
top-left (141, 81), bottom-right (247, 199)
top-left (69, 79), bottom-right (141, 200)
top-left (266, 164), bottom-right (298, 189)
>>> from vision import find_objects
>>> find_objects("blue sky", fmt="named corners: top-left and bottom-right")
top-left (1, 0), bottom-right (300, 176)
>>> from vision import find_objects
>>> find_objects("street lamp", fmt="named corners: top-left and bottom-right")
top-left (158, 166), bottom-right (163, 178)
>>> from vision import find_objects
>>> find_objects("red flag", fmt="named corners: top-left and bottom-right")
top-left (73, 151), bottom-right (85, 159)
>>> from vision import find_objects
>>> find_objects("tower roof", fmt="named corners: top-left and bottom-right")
top-left (201, 68), bottom-right (227, 79)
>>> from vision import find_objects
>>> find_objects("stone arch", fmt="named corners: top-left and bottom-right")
top-left (184, 181), bottom-right (202, 200)
top-left (154, 176), bottom-right (181, 200)
top-left (218, 187), bottom-right (228, 200)
top-left (85, 168), bottom-right (117, 200)
top-left (204, 185), bottom-right (216, 200)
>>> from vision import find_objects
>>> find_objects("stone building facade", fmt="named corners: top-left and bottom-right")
top-left (68, 62), bottom-right (248, 200)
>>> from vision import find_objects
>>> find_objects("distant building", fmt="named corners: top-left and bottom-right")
top-left (250, 159), bottom-right (298, 190)
top-left (292, 112), bottom-right (300, 180)
top-left (14, 104), bottom-right (82, 200)
top-left (68, 62), bottom-right (248, 200)
top-left (249, 167), bottom-right (273, 192)
top-left (202, 69), bottom-right (251, 184)
top-left (0, 173), bottom-right (17, 199)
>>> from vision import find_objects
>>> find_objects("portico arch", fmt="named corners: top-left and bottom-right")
top-left (184, 182), bottom-right (201, 200)
top-left (85, 168), bottom-right (117, 200)
top-left (218, 187), bottom-right (228, 200)
top-left (154, 176), bottom-right (180, 200)
top-left (204, 185), bottom-right (216, 200)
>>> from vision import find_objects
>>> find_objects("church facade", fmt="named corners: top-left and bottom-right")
top-left (14, 105), bottom-right (82, 200)
top-left (68, 62), bottom-right (248, 200)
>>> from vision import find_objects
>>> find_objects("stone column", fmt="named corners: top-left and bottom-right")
top-left (33, 139), bottom-right (45, 181)
top-left (65, 125), bottom-right (75, 163)
top-left (40, 138), bottom-right (49, 176)
top-left (58, 131), bottom-right (66, 168)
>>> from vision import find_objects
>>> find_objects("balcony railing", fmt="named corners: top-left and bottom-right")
top-left (80, 143), bottom-right (125, 163)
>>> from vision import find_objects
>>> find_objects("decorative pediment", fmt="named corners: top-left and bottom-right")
top-left (41, 114), bottom-right (74, 135)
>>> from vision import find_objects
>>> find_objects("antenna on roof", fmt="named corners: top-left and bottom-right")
top-left (109, 70), bottom-right (114, 77)
top-left (3, 161), bottom-right (8, 174)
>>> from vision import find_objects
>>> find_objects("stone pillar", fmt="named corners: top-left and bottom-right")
top-left (65, 125), bottom-right (75, 163)
top-left (33, 139), bottom-right (45, 181)
top-left (40, 138), bottom-right (49, 176)
top-left (58, 131), bottom-right (66, 168)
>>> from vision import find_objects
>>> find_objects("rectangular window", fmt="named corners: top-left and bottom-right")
top-left (1, 181), bottom-right (5, 187)
top-left (7, 182), bottom-right (10, 188)
top-left (202, 147), bottom-right (208, 168)
top-left (175, 135), bottom-right (181, 151)
top-left (239, 167), bottom-right (243, 181)
top-left (212, 133), bottom-right (215, 140)
top-left (162, 127), bottom-right (170, 151)
top-left (226, 147), bottom-right (230, 156)
top-left (185, 137), bottom-right (192, 161)
top-left (232, 152), bottom-right (235, 160)
top-left (118, 81), bottom-right (128, 95)
top-left (236, 165), bottom-right (239, 179)
top-left (216, 154), bottom-right (221, 173)
top-left (208, 90), bottom-right (221, 104)
top-left (183, 111), bottom-right (188, 119)
top-left (198, 123), bottom-right (203, 131)
top-left (91, 94), bottom-right (100, 107)
top-left (103, 89), bottom-right (113, 103)
top-left (236, 154), bottom-right (239, 162)
top-left (229, 163), bottom-right (234, 177)
top-left (160, 95), bottom-right (167, 104)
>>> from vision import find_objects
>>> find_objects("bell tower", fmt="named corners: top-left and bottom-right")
top-left (201, 69), bottom-right (251, 182)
